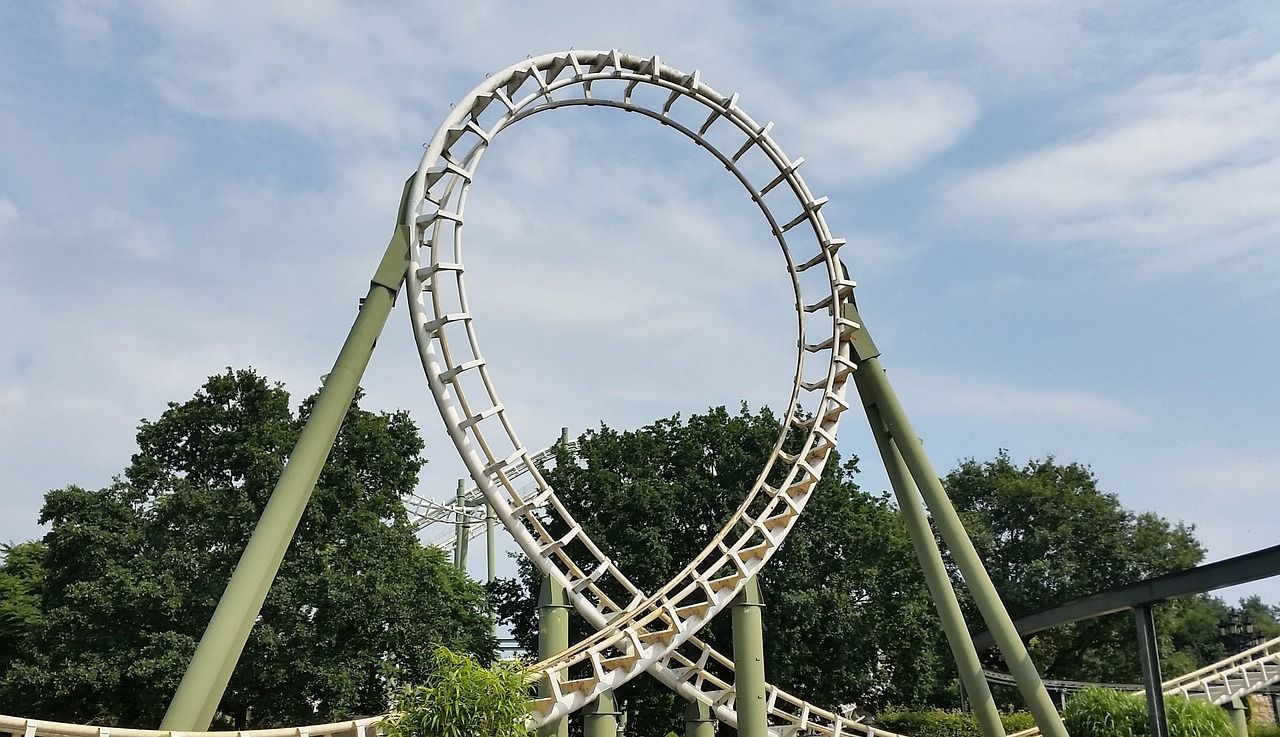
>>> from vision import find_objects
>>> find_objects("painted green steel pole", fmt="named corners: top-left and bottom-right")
top-left (684, 701), bottom-right (716, 737)
top-left (455, 479), bottom-right (468, 571)
top-left (1226, 698), bottom-right (1248, 737)
top-left (1134, 604), bottom-right (1169, 737)
top-left (161, 178), bottom-right (416, 731)
top-left (731, 576), bottom-right (767, 737)
top-left (486, 499), bottom-right (497, 584)
top-left (861, 399), bottom-right (1006, 737)
top-left (539, 575), bottom-right (570, 737)
top-left (584, 690), bottom-right (620, 737)
top-left (843, 301), bottom-right (1067, 737)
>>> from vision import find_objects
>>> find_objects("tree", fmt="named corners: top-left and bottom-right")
top-left (0, 368), bottom-right (495, 728)
top-left (1238, 595), bottom-right (1280, 640)
top-left (0, 541), bottom-right (45, 674)
top-left (492, 405), bottom-right (943, 737)
top-left (941, 452), bottom-right (1211, 683)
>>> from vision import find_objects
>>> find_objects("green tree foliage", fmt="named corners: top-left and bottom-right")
top-left (1239, 595), bottom-right (1280, 640)
top-left (491, 405), bottom-right (942, 737)
top-left (382, 646), bottom-right (532, 737)
top-left (1062, 687), bottom-right (1230, 737)
top-left (0, 541), bottom-right (46, 674)
top-left (0, 369), bottom-right (495, 728)
top-left (943, 453), bottom-right (1214, 683)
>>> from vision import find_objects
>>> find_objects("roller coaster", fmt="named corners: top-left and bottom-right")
top-left (2, 50), bottom-right (1276, 737)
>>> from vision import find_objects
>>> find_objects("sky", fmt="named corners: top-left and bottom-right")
top-left (1, 0), bottom-right (1278, 634)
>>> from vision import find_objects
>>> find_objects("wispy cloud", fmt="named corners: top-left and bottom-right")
top-left (945, 53), bottom-right (1280, 290)
top-left (784, 75), bottom-right (979, 184)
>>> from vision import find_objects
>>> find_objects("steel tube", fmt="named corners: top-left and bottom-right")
top-left (732, 577), bottom-right (768, 737)
top-left (539, 575), bottom-right (571, 737)
top-left (584, 690), bottom-right (620, 737)
top-left (162, 180), bottom-right (415, 731)
top-left (861, 399), bottom-right (1006, 737)
top-left (1134, 604), bottom-right (1170, 737)
top-left (845, 301), bottom-right (1066, 737)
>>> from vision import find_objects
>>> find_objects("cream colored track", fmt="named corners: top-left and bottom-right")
top-left (1007, 633), bottom-right (1280, 737)
top-left (406, 49), bottom-right (880, 732)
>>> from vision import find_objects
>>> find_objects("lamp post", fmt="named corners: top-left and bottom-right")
top-left (1219, 611), bottom-right (1261, 654)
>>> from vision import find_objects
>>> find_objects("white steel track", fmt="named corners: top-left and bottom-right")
top-left (405, 50), bottom-right (867, 730)
top-left (1007, 634), bottom-right (1280, 737)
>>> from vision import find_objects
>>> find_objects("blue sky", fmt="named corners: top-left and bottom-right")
top-left (1, 0), bottom-right (1278, 620)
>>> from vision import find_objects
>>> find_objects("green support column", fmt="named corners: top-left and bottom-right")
top-left (161, 177), bottom-right (417, 731)
top-left (455, 479), bottom-right (468, 571)
top-left (843, 301), bottom-right (1067, 737)
top-left (861, 399), bottom-right (1006, 737)
top-left (486, 497), bottom-right (498, 639)
top-left (584, 690), bottom-right (620, 737)
top-left (684, 701), bottom-right (716, 737)
top-left (486, 499), bottom-right (497, 585)
top-left (539, 575), bottom-right (570, 737)
top-left (1226, 698), bottom-right (1248, 737)
top-left (731, 576), bottom-right (767, 737)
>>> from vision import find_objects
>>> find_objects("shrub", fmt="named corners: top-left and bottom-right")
top-left (382, 646), bottom-right (533, 737)
top-left (1249, 724), bottom-right (1280, 737)
top-left (1164, 696), bottom-right (1232, 737)
top-left (1064, 688), bottom-right (1231, 737)
top-left (1000, 712), bottom-right (1036, 732)
top-left (873, 708), bottom-right (1038, 737)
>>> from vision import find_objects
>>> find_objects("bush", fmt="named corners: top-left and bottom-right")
top-left (1250, 724), bottom-right (1280, 737)
top-left (382, 647), bottom-right (533, 737)
top-left (1063, 688), bottom-right (1231, 737)
top-left (873, 708), bottom-right (1037, 737)
top-left (1000, 712), bottom-right (1037, 732)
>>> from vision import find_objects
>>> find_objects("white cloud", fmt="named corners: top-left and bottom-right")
top-left (946, 52), bottom-right (1280, 288)
top-left (783, 75), bottom-right (979, 183)
top-left (84, 206), bottom-right (173, 262)
top-left (52, 0), bottom-right (117, 65)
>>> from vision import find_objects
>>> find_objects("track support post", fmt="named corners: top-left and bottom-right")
top-left (861, 398), bottom-right (1006, 737)
top-left (732, 576), bottom-right (768, 737)
top-left (1134, 603), bottom-right (1170, 737)
top-left (161, 177), bottom-right (416, 732)
top-left (539, 575), bottom-right (571, 737)
top-left (684, 701), bottom-right (716, 737)
top-left (843, 299), bottom-right (1067, 737)
top-left (455, 479), bottom-right (468, 570)
top-left (1226, 698), bottom-right (1248, 737)
top-left (584, 690), bottom-right (620, 737)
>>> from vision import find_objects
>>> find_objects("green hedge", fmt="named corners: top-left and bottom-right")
top-left (1063, 687), bottom-right (1231, 737)
top-left (872, 709), bottom-right (1036, 737)
top-left (1248, 724), bottom-right (1280, 737)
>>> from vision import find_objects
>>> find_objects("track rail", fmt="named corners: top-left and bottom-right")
top-left (1006, 634), bottom-right (1280, 737)
top-left (406, 49), bottom-right (860, 727)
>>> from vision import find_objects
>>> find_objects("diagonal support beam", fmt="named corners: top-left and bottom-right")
top-left (843, 298), bottom-right (1068, 737)
top-left (161, 176), bottom-right (417, 731)
top-left (860, 398), bottom-right (1006, 737)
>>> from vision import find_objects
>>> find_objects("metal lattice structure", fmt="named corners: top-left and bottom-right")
top-left (407, 49), bottom-right (857, 729)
